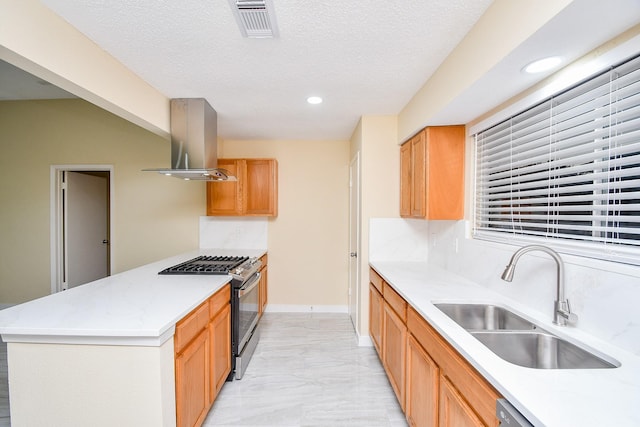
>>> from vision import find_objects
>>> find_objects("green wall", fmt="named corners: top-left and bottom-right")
top-left (0, 99), bottom-right (204, 304)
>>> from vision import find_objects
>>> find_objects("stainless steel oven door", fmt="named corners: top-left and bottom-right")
top-left (237, 272), bottom-right (260, 353)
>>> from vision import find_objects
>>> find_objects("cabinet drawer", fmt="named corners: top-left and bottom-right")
top-left (209, 284), bottom-right (230, 318)
top-left (407, 307), bottom-right (500, 427)
top-left (369, 268), bottom-right (384, 293)
top-left (175, 301), bottom-right (210, 353)
top-left (383, 282), bottom-right (407, 323)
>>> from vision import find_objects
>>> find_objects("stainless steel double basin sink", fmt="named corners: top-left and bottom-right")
top-left (434, 303), bottom-right (619, 369)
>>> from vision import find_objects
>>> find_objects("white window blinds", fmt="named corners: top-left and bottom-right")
top-left (474, 54), bottom-right (640, 265)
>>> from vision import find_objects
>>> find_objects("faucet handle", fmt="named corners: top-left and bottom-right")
top-left (556, 299), bottom-right (578, 324)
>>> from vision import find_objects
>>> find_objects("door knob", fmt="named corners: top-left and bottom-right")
top-left (102, 240), bottom-right (109, 244)
top-left (350, 252), bottom-right (357, 257)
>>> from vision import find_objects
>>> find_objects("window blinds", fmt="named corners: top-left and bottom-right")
top-left (474, 54), bottom-right (640, 265)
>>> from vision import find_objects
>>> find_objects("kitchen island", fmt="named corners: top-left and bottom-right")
top-left (0, 249), bottom-right (264, 427)
top-left (370, 260), bottom-right (640, 427)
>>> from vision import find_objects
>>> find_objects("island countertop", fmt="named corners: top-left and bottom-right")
top-left (0, 249), bottom-right (265, 346)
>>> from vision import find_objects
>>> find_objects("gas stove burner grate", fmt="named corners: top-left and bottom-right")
top-left (159, 255), bottom-right (249, 275)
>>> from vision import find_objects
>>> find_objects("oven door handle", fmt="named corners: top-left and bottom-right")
top-left (238, 272), bottom-right (261, 297)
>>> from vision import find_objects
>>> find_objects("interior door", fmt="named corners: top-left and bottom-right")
top-left (65, 171), bottom-right (110, 288)
top-left (348, 153), bottom-right (361, 331)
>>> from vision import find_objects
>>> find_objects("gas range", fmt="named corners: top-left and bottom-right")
top-left (159, 253), bottom-right (264, 380)
top-left (158, 255), bottom-right (261, 286)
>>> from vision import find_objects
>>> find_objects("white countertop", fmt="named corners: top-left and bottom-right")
top-left (0, 249), bottom-right (266, 347)
top-left (370, 261), bottom-right (640, 427)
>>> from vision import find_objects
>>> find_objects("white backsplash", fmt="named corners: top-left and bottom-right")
top-left (199, 217), bottom-right (268, 250)
top-left (369, 218), bottom-right (430, 262)
top-left (369, 218), bottom-right (640, 356)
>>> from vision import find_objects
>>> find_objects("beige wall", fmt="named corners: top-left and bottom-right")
top-left (0, 99), bottom-right (204, 304)
top-left (0, 0), bottom-right (170, 138)
top-left (8, 340), bottom-right (175, 427)
top-left (398, 0), bottom-right (572, 142)
top-left (350, 116), bottom-right (399, 336)
top-left (219, 139), bottom-right (350, 308)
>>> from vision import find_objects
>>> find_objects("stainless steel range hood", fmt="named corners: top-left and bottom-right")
top-left (144, 98), bottom-right (236, 181)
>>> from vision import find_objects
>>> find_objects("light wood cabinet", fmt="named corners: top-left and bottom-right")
top-left (383, 299), bottom-right (407, 410)
top-left (400, 126), bottom-right (465, 220)
top-left (407, 306), bottom-right (500, 427)
top-left (175, 310), bottom-right (210, 427)
top-left (258, 254), bottom-right (268, 317)
top-left (369, 269), bottom-right (384, 356)
top-left (406, 334), bottom-right (439, 427)
top-left (206, 159), bottom-right (242, 216)
top-left (368, 267), bottom-right (501, 427)
top-left (206, 159), bottom-right (278, 216)
top-left (382, 282), bottom-right (407, 410)
top-left (209, 304), bottom-right (231, 404)
top-left (369, 284), bottom-right (383, 356)
top-left (175, 284), bottom-right (231, 427)
top-left (440, 376), bottom-right (485, 427)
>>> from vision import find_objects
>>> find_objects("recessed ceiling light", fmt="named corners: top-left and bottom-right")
top-left (307, 96), bottom-right (323, 105)
top-left (523, 56), bottom-right (562, 74)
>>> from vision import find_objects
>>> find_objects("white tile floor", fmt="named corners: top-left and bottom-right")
top-left (0, 313), bottom-right (406, 427)
top-left (204, 313), bottom-right (407, 426)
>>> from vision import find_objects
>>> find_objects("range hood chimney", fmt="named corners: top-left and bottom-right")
top-left (144, 98), bottom-right (236, 181)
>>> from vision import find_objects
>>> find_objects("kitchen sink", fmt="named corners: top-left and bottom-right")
top-left (434, 303), bottom-right (619, 369)
top-left (471, 331), bottom-right (618, 369)
top-left (434, 303), bottom-right (538, 331)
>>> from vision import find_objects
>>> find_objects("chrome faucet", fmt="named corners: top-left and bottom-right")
top-left (501, 245), bottom-right (578, 326)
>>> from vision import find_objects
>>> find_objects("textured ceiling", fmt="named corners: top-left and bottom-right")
top-left (6, 1), bottom-right (640, 141)
top-left (36, 0), bottom-right (493, 140)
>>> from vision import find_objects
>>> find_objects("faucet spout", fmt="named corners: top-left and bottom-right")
top-left (501, 245), bottom-right (576, 326)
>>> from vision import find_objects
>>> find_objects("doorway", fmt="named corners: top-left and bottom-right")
top-left (51, 166), bottom-right (113, 293)
top-left (348, 153), bottom-right (361, 333)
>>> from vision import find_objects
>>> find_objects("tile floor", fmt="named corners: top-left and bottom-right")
top-left (204, 313), bottom-right (407, 426)
top-left (0, 313), bottom-right (406, 427)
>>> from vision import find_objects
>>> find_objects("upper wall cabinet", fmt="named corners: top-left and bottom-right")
top-left (400, 126), bottom-right (465, 220)
top-left (207, 159), bottom-right (278, 216)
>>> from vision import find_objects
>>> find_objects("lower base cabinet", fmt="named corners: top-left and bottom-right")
top-left (369, 267), bottom-right (501, 427)
top-left (258, 254), bottom-right (268, 317)
top-left (440, 376), bottom-right (485, 427)
top-left (383, 298), bottom-right (407, 410)
top-left (175, 329), bottom-right (210, 427)
top-left (175, 284), bottom-right (231, 427)
top-left (406, 335), bottom-right (439, 427)
top-left (209, 304), bottom-right (231, 402)
top-left (369, 283), bottom-right (383, 355)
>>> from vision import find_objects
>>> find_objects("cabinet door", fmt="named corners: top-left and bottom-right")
top-left (258, 265), bottom-right (268, 316)
top-left (400, 142), bottom-right (412, 217)
top-left (410, 132), bottom-right (426, 218)
top-left (425, 126), bottom-right (465, 220)
top-left (243, 159), bottom-right (278, 216)
top-left (176, 329), bottom-right (210, 427)
top-left (206, 159), bottom-right (241, 215)
top-left (383, 301), bottom-right (407, 410)
top-left (369, 284), bottom-right (383, 357)
top-left (209, 304), bottom-right (231, 403)
top-left (406, 335), bottom-right (439, 427)
top-left (439, 376), bottom-right (485, 427)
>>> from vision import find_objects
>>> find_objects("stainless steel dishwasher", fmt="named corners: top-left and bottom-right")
top-left (497, 399), bottom-right (534, 427)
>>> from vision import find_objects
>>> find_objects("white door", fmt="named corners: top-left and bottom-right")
top-left (348, 153), bottom-right (361, 331)
top-left (65, 171), bottom-right (110, 289)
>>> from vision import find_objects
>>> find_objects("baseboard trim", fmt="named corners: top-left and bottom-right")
top-left (264, 304), bottom-right (348, 313)
top-left (357, 333), bottom-right (373, 347)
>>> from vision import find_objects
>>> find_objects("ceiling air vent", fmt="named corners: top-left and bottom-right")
top-left (229, 0), bottom-right (279, 38)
